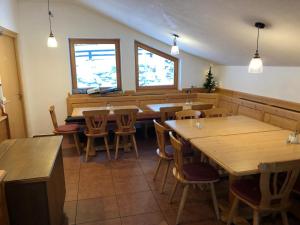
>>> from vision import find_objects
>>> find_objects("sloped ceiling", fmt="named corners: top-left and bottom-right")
top-left (24, 0), bottom-right (300, 66)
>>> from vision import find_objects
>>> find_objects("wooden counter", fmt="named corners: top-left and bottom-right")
top-left (0, 136), bottom-right (65, 225)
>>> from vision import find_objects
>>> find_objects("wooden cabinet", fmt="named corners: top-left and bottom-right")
top-left (0, 170), bottom-right (8, 225)
top-left (0, 136), bottom-right (65, 225)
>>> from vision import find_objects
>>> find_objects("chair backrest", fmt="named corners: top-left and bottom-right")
top-left (49, 105), bottom-right (58, 129)
top-left (153, 119), bottom-right (169, 157)
top-left (191, 104), bottom-right (213, 111)
top-left (258, 159), bottom-right (300, 209)
top-left (83, 110), bottom-right (109, 134)
top-left (169, 131), bottom-right (184, 178)
top-left (204, 107), bottom-right (229, 118)
top-left (175, 110), bottom-right (201, 120)
top-left (160, 106), bottom-right (183, 123)
top-left (114, 108), bottom-right (138, 130)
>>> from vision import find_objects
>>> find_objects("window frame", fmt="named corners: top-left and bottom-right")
top-left (134, 40), bottom-right (178, 91)
top-left (69, 38), bottom-right (122, 90)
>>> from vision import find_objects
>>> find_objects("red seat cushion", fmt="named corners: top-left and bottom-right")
top-left (56, 124), bottom-right (79, 133)
top-left (231, 178), bottom-right (261, 206)
top-left (183, 163), bottom-right (219, 182)
top-left (294, 177), bottom-right (300, 193)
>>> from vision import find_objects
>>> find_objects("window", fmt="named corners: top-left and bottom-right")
top-left (135, 41), bottom-right (178, 90)
top-left (69, 39), bottom-right (121, 90)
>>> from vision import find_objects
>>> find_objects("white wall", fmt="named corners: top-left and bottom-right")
top-left (218, 66), bottom-right (300, 103)
top-left (18, 1), bottom-right (214, 136)
top-left (0, 0), bottom-right (18, 31)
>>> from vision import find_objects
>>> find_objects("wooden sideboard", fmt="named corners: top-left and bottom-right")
top-left (0, 170), bottom-right (8, 225)
top-left (0, 136), bottom-right (65, 225)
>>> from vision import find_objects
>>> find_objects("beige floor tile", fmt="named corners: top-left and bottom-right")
top-left (116, 191), bottom-right (159, 217)
top-left (76, 197), bottom-right (120, 224)
top-left (121, 212), bottom-right (168, 225)
top-left (77, 218), bottom-right (122, 225)
top-left (114, 175), bottom-right (149, 195)
top-left (64, 201), bottom-right (77, 225)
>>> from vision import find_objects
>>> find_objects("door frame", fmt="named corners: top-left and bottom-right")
top-left (0, 26), bottom-right (28, 137)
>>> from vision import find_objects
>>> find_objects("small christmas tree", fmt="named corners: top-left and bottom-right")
top-left (203, 66), bottom-right (217, 93)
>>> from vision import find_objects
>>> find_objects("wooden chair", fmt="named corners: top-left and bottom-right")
top-left (83, 110), bottom-right (111, 162)
top-left (160, 106), bottom-right (183, 123)
top-left (175, 109), bottom-right (201, 120)
top-left (153, 119), bottom-right (174, 193)
top-left (227, 159), bottom-right (300, 225)
top-left (114, 108), bottom-right (139, 160)
top-left (191, 103), bottom-right (213, 111)
top-left (169, 132), bottom-right (220, 225)
top-left (204, 107), bottom-right (229, 118)
top-left (49, 105), bottom-right (81, 155)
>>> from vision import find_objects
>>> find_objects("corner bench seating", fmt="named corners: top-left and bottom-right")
top-left (66, 89), bottom-right (300, 132)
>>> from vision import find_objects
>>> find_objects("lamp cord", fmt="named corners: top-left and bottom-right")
top-left (48, 0), bottom-right (53, 33)
top-left (256, 27), bottom-right (260, 53)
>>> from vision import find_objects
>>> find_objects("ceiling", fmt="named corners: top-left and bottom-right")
top-left (26, 0), bottom-right (300, 66)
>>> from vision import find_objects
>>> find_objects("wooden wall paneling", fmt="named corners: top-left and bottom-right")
top-left (217, 95), bottom-right (239, 114)
top-left (237, 99), bottom-right (265, 121)
top-left (218, 88), bottom-right (300, 112)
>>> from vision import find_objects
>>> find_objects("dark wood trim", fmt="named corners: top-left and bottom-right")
top-left (69, 38), bottom-right (122, 90)
top-left (134, 40), bottom-right (178, 91)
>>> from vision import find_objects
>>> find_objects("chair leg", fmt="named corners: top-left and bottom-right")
top-left (153, 158), bottom-right (162, 181)
top-left (169, 180), bottom-right (179, 203)
top-left (226, 197), bottom-right (239, 225)
top-left (281, 211), bottom-right (289, 225)
top-left (85, 137), bottom-right (92, 162)
top-left (210, 183), bottom-right (220, 220)
top-left (253, 210), bottom-right (260, 225)
top-left (176, 184), bottom-right (190, 225)
top-left (73, 133), bottom-right (81, 155)
top-left (114, 135), bottom-right (120, 160)
top-left (104, 136), bottom-right (111, 160)
top-left (161, 160), bottom-right (171, 193)
top-left (131, 135), bottom-right (139, 158)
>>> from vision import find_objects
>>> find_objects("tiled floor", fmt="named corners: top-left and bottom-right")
top-left (62, 132), bottom-right (300, 225)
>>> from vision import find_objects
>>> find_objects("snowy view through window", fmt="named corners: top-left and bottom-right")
top-left (74, 43), bottom-right (117, 88)
top-left (138, 47), bottom-right (175, 87)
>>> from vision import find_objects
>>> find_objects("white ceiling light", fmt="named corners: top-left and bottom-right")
top-left (47, 0), bottom-right (57, 48)
top-left (171, 34), bottom-right (179, 55)
top-left (248, 22), bottom-right (265, 73)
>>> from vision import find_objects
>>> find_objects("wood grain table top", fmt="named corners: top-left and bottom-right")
top-left (190, 130), bottom-right (300, 176)
top-left (147, 102), bottom-right (206, 112)
top-left (0, 136), bottom-right (63, 182)
top-left (71, 105), bottom-right (142, 117)
top-left (165, 115), bottom-right (282, 140)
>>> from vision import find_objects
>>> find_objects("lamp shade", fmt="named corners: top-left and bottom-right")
top-left (171, 45), bottom-right (179, 55)
top-left (248, 57), bottom-right (263, 73)
top-left (47, 33), bottom-right (57, 48)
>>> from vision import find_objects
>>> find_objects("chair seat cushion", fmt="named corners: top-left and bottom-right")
top-left (182, 163), bottom-right (219, 182)
top-left (231, 178), bottom-right (261, 206)
top-left (56, 124), bottom-right (79, 133)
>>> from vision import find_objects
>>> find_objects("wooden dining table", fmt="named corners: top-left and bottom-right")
top-left (147, 101), bottom-right (207, 112)
top-left (164, 115), bottom-right (282, 140)
top-left (71, 105), bottom-right (142, 117)
top-left (190, 130), bottom-right (300, 176)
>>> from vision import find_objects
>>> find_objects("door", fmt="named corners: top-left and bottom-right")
top-left (0, 33), bottom-right (27, 138)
